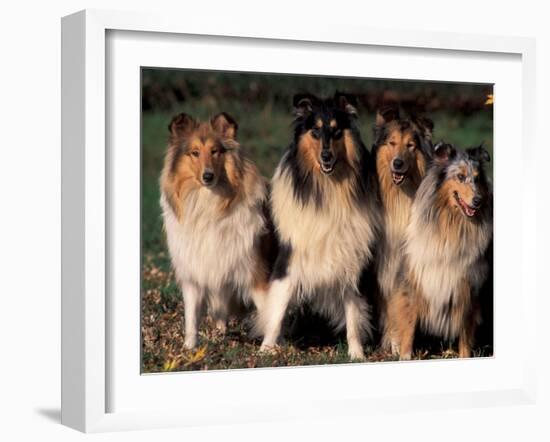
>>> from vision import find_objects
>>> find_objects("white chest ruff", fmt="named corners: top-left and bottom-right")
top-left (405, 217), bottom-right (490, 338)
top-left (406, 223), bottom-right (487, 302)
top-left (161, 187), bottom-right (265, 292)
top-left (271, 170), bottom-right (377, 296)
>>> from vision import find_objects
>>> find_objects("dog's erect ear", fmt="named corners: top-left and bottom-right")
top-left (334, 92), bottom-right (358, 116)
top-left (466, 144), bottom-right (491, 163)
top-left (376, 106), bottom-right (400, 127)
top-left (169, 113), bottom-right (197, 139)
top-left (433, 141), bottom-right (456, 164)
top-left (211, 112), bottom-right (238, 140)
top-left (293, 93), bottom-right (318, 117)
top-left (413, 115), bottom-right (434, 137)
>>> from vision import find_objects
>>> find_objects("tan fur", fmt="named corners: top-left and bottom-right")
top-left (374, 124), bottom-right (428, 349)
top-left (387, 275), bottom-right (481, 359)
top-left (297, 132), bottom-right (322, 174)
top-left (160, 122), bottom-right (249, 219)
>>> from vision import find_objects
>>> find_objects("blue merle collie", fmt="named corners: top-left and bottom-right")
top-left (255, 92), bottom-right (380, 360)
top-left (385, 142), bottom-right (493, 360)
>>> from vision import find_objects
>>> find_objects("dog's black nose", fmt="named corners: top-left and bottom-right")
top-left (321, 150), bottom-right (333, 162)
top-left (202, 171), bottom-right (214, 183)
top-left (472, 196), bottom-right (482, 208)
top-left (393, 158), bottom-right (404, 170)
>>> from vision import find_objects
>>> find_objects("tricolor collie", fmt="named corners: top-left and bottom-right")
top-left (386, 142), bottom-right (492, 359)
top-left (372, 107), bottom-right (434, 348)
top-left (256, 93), bottom-right (379, 360)
top-left (160, 112), bottom-right (272, 350)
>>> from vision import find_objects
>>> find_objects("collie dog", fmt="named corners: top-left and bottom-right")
top-left (372, 107), bottom-right (434, 347)
top-left (386, 142), bottom-right (493, 359)
top-left (160, 112), bottom-right (272, 349)
top-left (256, 92), bottom-right (380, 360)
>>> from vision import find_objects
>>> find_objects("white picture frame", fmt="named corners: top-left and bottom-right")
top-left (61, 9), bottom-right (537, 433)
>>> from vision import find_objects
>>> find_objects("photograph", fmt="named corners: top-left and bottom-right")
top-left (140, 68), bottom-right (494, 373)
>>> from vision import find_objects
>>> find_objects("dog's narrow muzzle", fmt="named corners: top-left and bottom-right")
top-left (321, 150), bottom-right (333, 162)
top-left (392, 157), bottom-right (406, 173)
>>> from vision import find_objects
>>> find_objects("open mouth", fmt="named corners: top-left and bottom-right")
top-left (320, 161), bottom-right (336, 175)
top-left (391, 172), bottom-right (405, 185)
top-left (454, 192), bottom-right (477, 217)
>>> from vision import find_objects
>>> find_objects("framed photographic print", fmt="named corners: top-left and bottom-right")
top-left (61, 9), bottom-right (537, 433)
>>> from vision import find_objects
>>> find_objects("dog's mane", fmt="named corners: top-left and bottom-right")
top-left (161, 128), bottom-right (262, 220)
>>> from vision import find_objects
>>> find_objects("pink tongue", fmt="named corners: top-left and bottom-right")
top-left (458, 197), bottom-right (476, 216)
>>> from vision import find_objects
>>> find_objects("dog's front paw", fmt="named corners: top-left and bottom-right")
top-left (183, 335), bottom-right (197, 350)
top-left (259, 342), bottom-right (278, 354)
top-left (348, 345), bottom-right (366, 362)
top-left (391, 340), bottom-right (400, 356)
top-left (214, 320), bottom-right (227, 334)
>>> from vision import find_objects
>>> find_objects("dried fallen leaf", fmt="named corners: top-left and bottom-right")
top-left (183, 345), bottom-right (208, 366)
top-left (162, 357), bottom-right (181, 371)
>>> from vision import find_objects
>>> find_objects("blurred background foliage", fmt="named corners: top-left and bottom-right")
top-left (141, 68), bottom-right (493, 372)
top-left (142, 68), bottom-right (493, 178)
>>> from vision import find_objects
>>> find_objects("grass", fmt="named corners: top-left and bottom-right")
top-left (141, 101), bottom-right (494, 374)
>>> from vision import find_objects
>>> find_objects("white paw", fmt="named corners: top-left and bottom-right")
top-left (214, 320), bottom-right (227, 334)
top-left (259, 341), bottom-right (278, 354)
top-left (391, 340), bottom-right (400, 356)
top-left (183, 336), bottom-right (197, 350)
top-left (348, 345), bottom-right (366, 361)
top-left (400, 352), bottom-right (412, 361)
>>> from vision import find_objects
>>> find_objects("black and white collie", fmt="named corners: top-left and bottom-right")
top-left (256, 93), bottom-right (380, 360)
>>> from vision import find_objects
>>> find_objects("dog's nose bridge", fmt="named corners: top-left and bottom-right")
top-left (321, 130), bottom-right (332, 150)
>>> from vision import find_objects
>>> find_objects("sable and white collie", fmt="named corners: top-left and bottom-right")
top-left (160, 112), bottom-right (272, 350)
top-left (372, 107), bottom-right (434, 348)
top-left (386, 142), bottom-right (493, 359)
top-left (256, 93), bottom-right (380, 360)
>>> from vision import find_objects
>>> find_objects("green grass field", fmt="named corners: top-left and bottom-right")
top-left (141, 96), bottom-right (493, 373)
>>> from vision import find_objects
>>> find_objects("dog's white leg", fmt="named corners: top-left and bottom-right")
top-left (259, 277), bottom-right (292, 351)
top-left (250, 286), bottom-right (268, 313)
top-left (208, 287), bottom-right (229, 334)
top-left (344, 294), bottom-right (367, 361)
top-left (390, 338), bottom-right (400, 356)
top-left (181, 280), bottom-right (202, 349)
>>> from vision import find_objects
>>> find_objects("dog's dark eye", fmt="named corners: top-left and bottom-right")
top-left (457, 174), bottom-right (466, 182)
top-left (191, 150), bottom-right (200, 157)
top-left (311, 129), bottom-right (320, 139)
top-left (332, 129), bottom-right (342, 139)
top-left (407, 142), bottom-right (415, 150)
top-left (211, 149), bottom-right (218, 155)
top-left (389, 141), bottom-right (397, 147)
